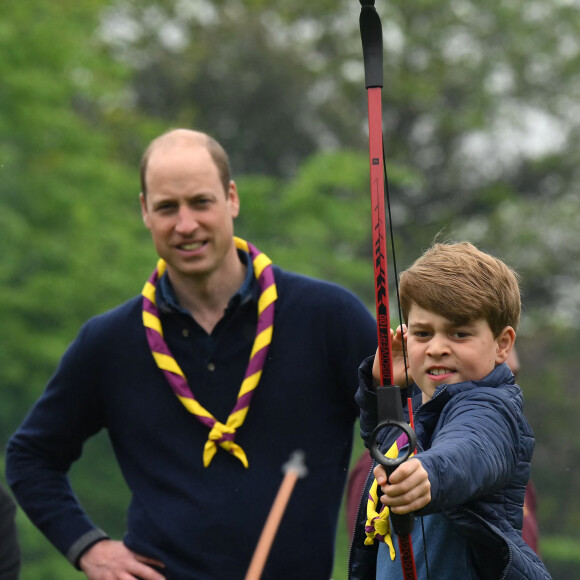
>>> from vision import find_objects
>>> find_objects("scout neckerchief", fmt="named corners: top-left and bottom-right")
top-left (365, 432), bottom-right (415, 561)
top-left (141, 236), bottom-right (277, 468)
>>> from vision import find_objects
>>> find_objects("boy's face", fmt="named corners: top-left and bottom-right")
top-left (406, 304), bottom-right (515, 402)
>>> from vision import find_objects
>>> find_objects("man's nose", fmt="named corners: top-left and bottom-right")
top-left (175, 207), bottom-right (198, 234)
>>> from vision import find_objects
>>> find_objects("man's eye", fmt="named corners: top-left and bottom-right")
top-left (155, 202), bottom-right (175, 211)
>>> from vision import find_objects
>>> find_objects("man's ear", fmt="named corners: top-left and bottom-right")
top-left (496, 326), bottom-right (516, 365)
top-left (139, 192), bottom-right (151, 229)
top-left (227, 181), bottom-right (240, 219)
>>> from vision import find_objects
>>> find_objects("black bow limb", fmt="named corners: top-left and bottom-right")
top-left (359, 0), bottom-right (383, 89)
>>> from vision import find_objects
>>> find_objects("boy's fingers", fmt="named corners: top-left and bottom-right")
top-left (379, 459), bottom-right (430, 503)
top-left (386, 459), bottom-right (420, 484)
top-left (380, 480), bottom-right (431, 511)
top-left (373, 464), bottom-right (388, 485)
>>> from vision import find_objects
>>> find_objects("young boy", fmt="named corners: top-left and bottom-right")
top-left (349, 242), bottom-right (551, 579)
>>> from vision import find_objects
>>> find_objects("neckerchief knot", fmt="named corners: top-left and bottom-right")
top-left (142, 236), bottom-right (277, 468)
top-left (208, 422), bottom-right (235, 441)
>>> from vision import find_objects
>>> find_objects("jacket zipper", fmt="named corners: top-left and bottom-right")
top-left (347, 456), bottom-right (375, 579)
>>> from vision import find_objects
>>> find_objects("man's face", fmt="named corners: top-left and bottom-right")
top-left (406, 304), bottom-right (513, 402)
top-left (140, 144), bottom-right (240, 283)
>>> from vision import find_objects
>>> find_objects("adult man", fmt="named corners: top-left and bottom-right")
top-left (6, 129), bottom-right (377, 579)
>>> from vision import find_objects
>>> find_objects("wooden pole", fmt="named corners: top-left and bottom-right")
top-left (244, 451), bottom-right (307, 580)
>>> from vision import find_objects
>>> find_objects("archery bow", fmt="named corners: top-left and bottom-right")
top-left (359, 1), bottom-right (419, 578)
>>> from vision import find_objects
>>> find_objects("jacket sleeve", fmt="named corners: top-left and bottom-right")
top-left (5, 322), bottom-right (109, 568)
top-left (355, 355), bottom-right (413, 447)
top-left (355, 356), bottom-right (379, 446)
top-left (417, 388), bottom-right (523, 513)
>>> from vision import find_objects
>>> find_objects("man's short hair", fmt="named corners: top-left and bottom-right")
top-left (400, 241), bottom-right (521, 336)
top-left (140, 129), bottom-right (231, 197)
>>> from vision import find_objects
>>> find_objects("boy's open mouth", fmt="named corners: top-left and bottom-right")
top-left (428, 368), bottom-right (454, 376)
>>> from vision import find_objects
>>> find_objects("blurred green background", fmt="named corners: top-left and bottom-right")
top-left (2, 0), bottom-right (580, 577)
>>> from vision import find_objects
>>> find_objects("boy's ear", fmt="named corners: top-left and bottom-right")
top-left (495, 326), bottom-right (516, 365)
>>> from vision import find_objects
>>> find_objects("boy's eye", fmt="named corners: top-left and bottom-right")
top-left (452, 331), bottom-right (470, 339)
top-left (414, 330), bottom-right (431, 338)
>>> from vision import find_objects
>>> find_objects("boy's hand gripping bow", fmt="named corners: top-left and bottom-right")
top-left (369, 387), bottom-right (418, 579)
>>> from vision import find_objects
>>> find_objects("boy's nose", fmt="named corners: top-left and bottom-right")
top-left (426, 335), bottom-right (450, 357)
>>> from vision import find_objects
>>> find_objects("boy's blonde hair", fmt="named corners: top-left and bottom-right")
top-left (399, 242), bottom-right (521, 336)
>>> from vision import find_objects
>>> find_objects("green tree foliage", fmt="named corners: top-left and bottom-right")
top-left (98, 0), bottom-right (371, 176)
top-left (2, 0), bottom-right (580, 577)
top-left (98, 0), bottom-right (580, 315)
top-left (0, 0), bottom-right (162, 440)
top-left (1, 2), bottom-right (156, 574)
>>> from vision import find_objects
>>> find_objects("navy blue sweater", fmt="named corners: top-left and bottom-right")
top-left (7, 264), bottom-right (376, 580)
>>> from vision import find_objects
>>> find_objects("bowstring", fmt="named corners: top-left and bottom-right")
top-left (382, 135), bottom-right (431, 580)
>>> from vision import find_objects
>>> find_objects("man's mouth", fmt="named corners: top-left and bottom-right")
top-left (179, 241), bottom-right (205, 251)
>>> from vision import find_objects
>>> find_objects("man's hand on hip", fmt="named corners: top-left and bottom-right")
top-left (79, 539), bottom-right (166, 580)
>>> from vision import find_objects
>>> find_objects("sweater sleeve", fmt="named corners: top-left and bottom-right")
top-left (5, 322), bottom-right (109, 567)
top-left (333, 295), bottom-right (377, 413)
top-left (302, 276), bottom-right (377, 416)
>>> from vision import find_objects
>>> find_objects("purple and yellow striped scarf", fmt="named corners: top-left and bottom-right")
top-left (141, 237), bottom-right (277, 468)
